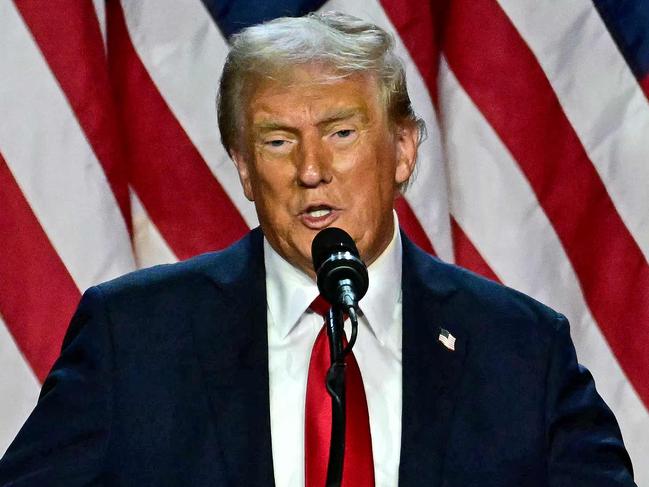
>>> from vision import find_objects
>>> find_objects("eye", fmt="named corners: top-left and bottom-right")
top-left (260, 136), bottom-right (293, 155)
top-left (334, 129), bottom-right (354, 138)
top-left (266, 139), bottom-right (286, 147)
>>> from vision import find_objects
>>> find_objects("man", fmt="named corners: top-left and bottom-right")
top-left (0, 11), bottom-right (636, 487)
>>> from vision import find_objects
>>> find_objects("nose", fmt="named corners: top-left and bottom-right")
top-left (296, 135), bottom-right (332, 187)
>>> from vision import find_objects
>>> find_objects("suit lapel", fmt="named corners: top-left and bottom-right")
top-left (191, 229), bottom-right (275, 486)
top-left (399, 235), bottom-right (468, 487)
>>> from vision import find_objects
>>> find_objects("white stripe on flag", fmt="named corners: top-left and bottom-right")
top-left (130, 189), bottom-right (179, 268)
top-left (119, 0), bottom-right (258, 228)
top-left (439, 59), bottom-right (649, 480)
top-left (0, 315), bottom-right (40, 455)
top-left (497, 0), bottom-right (649, 263)
top-left (0, 0), bottom-right (135, 292)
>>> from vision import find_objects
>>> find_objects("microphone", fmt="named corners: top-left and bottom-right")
top-left (311, 227), bottom-right (369, 310)
top-left (312, 228), bottom-right (368, 487)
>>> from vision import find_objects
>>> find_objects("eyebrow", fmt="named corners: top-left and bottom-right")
top-left (316, 107), bottom-right (368, 126)
top-left (252, 107), bottom-right (368, 133)
top-left (253, 121), bottom-right (292, 133)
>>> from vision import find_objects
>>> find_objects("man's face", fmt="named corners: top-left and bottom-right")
top-left (232, 65), bottom-right (418, 277)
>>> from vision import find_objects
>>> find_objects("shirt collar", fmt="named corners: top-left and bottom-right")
top-left (264, 238), bottom-right (319, 339)
top-left (264, 211), bottom-right (403, 341)
top-left (361, 213), bottom-right (402, 344)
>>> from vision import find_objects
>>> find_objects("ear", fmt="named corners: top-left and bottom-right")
top-left (231, 150), bottom-right (255, 202)
top-left (394, 120), bottom-right (419, 187)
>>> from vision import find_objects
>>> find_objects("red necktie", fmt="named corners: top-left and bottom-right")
top-left (305, 296), bottom-right (375, 487)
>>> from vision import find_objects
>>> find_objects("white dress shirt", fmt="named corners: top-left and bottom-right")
top-left (266, 215), bottom-right (403, 487)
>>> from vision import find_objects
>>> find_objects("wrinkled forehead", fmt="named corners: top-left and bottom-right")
top-left (241, 64), bottom-right (384, 119)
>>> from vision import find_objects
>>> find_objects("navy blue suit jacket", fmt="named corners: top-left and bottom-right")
top-left (0, 228), bottom-right (635, 486)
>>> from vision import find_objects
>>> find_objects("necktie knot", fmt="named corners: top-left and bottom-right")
top-left (309, 295), bottom-right (331, 317)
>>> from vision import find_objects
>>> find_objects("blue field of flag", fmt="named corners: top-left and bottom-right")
top-left (593, 0), bottom-right (649, 82)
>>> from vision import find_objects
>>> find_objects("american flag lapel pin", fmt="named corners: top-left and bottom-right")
top-left (438, 328), bottom-right (456, 351)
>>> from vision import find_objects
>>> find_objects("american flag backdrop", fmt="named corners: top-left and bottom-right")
top-left (1, 0), bottom-right (648, 482)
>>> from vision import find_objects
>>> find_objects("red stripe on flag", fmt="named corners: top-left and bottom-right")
top-left (640, 73), bottom-right (649, 100)
top-left (14, 1), bottom-right (132, 234)
top-left (451, 218), bottom-right (500, 282)
top-left (0, 154), bottom-right (80, 382)
top-left (395, 196), bottom-right (436, 255)
top-left (380, 0), bottom-right (448, 105)
top-left (444, 0), bottom-right (649, 406)
top-left (106, 2), bottom-right (248, 260)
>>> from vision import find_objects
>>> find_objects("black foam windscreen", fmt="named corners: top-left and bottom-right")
top-left (311, 227), bottom-right (368, 305)
top-left (311, 227), bottom-right (359, 271)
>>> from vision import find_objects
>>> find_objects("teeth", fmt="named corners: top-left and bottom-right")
top-left (308, 208), bottom-right (331, 218)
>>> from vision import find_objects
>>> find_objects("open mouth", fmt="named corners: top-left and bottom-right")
top-left (306, 206), bottom-right (333, 218)
top-left (300, 204), bottom-right (339, 229)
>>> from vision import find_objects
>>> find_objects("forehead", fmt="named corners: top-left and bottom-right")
top-left (245, 65), bottom-right (384, 127)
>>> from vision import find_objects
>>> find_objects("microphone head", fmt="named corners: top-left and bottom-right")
top-left (311, 227), bottom-right (369, 305)
top-left (311, 227), bottom-right (358, 270)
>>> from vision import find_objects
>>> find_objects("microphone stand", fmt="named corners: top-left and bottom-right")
top-left (310, 227), bottom-right (368, 486)
top-left (324, 305), bottom-right (346, 487)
